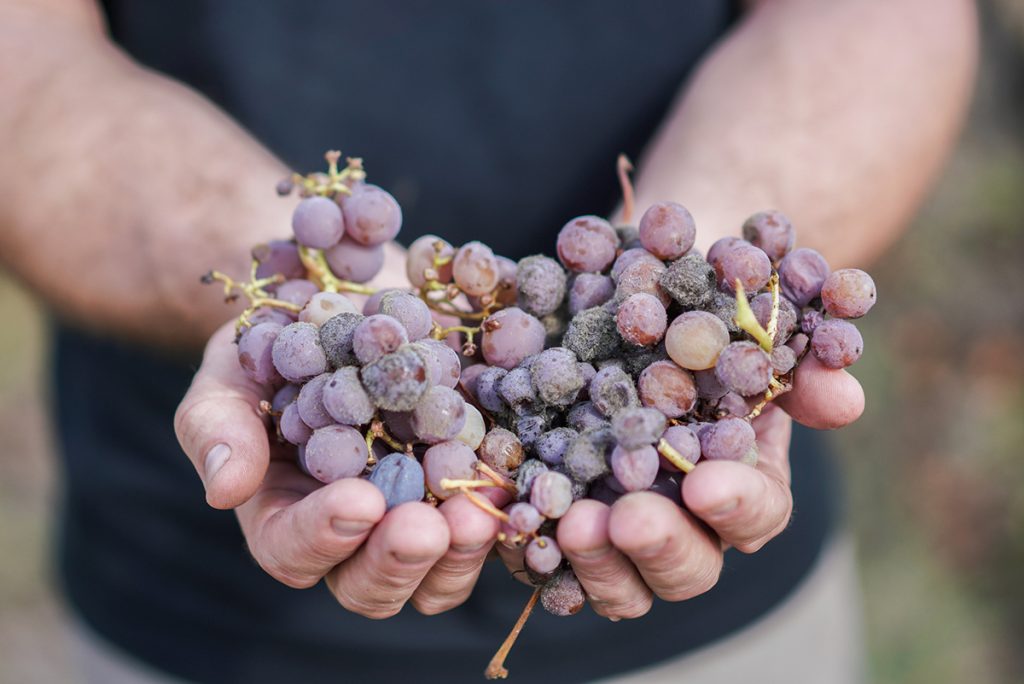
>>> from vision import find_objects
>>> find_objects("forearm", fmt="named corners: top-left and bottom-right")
top-left (0, 2), bottom-right (381, 350)
top-left (630, 0), bottom-right (978, 266)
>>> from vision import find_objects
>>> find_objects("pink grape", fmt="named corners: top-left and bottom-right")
top-left (556, 215), bottom-right (618, 273)
top-left (322, 366), bottom-right (375, 426)
top-left (452, 241), bottom-right (500, 296)
top-left (821, 268), bottom-right (876, 319)
top-left (422, 440), bottom-right (478, 499)
top-left (811, 319), bottom-right (864, 369)
top-left (279, 402), bottom-right (312, 445)
top-left (611, 247), bottom-right (661, 282)
top-left (324, 237), bottom-right (385, 283)
top-left (276, 279), bottom-right (320, 307)
top-left (717, 242), bottom-right (771, 295)
top-left (637, 360), bottom-right (696, 418)
top-left (742, 210), bottom-right (795, 261)
top-left (699, 417), bottom-right (755, 461)
top-left (411, 386), bottom-right (467, 443)
top-left (340, 183), bottom-right (402, 246)
top-left (406, 234), bottom-right (454, 287)
top-left (379, 291), bottom-right (433, 341)
top-left (237, 322), bottom-right (282, 386)
top-left (614, 258), bottom-right (670, 306)
top-left (638, 201), bottom-right (696, 260)
top-left (715, 341), bottom-right (772, 397)
top-left (507, 502), bottom-right (543, 534)
top-left (516, 255), bottom-right (567, 317)
top-left (778, 247), bottom-right (831, 307)
top-left (530, 471), bottom-right (573, 518)
top-left (615, 292), bottom-right (667, 347)
top-left (352, 314), bottom-right (409, 364)
top-left (292, 196), bottom-right (344, 249)
top-left (660, 425), bottom-right (701, 470)
top-left (272, 322), bottom-right (328, 382)
top-left (481, 307), bottom-right (545, 370)
top-left (252, 240), bottom-right (305, 282)
top-left (541, 571), bottom-right (586, 616)
top-left (610, 444), bottom-right (659, 492)
top-left (664, 311), bottom-right (730, 370)
top-left (304, 424), bottom-right (369, 483)
top-left (525, 536), bottom-right (562, 574)
top-left (706, 236), bottom-right (744, 271)
top-left (296, 372), bottom-right (334, 429)
top-left (299, 292), bottom-right (359, 327)
top-left (568, 273), bottom-right (615, 315)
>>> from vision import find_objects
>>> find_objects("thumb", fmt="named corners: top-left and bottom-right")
top-left (775, 353), bottom-right (865, 430)
top-left (174, 322), bottom-right (272, 509)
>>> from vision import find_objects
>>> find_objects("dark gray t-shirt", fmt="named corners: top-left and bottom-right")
top-left (55, 2), bottom-right (840, 682)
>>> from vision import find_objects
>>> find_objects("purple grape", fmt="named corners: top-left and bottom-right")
top-left (492, 255), bottom-right (520, 307)
top-left (319, 312), bottom-right (364, 367)
top-left (459, 363), bottom-right (489, 398)
top-left (659, 253), bottom-right (717, 309)
top-left (749, 292), bottom-right (799, 346)
top-left (535, 427), bottom-right (578, 466)
top-left (637, 360), bottom-right (696, 418)
top-left (406, 234), bottom-right (454, 287)
top-left (787, 332), bottom-right (810, 357)
top-left (649, 470), bottom-right (684, 505)
top-left (237, 322), bottom-right (282, 386)
top-left (516, 255), bottom-right (567, 317)
top-left (361, 288), bottom-right (398, 316)
top-left (352, 314), bottom-right (409, 364)
top-left (525, 536), bottom-right (562, 574)
top-left (422, 440), bottom-right (478, 499)
top-left (616, 292), bottom-right (668, 347)
top-left (478, 427), bottom-right (524, 475)
top-left (699, 417), bottom-right (755, 462)
top-left (361, 346), bottom-right (430, 411)
top-left (811, 319), bottom-right (864, 369)
top-left (296, 373), bottom-right (333, 429)
top-left (665, 311), bottom-right (730, 371)
top-left (475, 366), bottom-right (509, 413)
top-left (715, 341), bottom-right (773, 397)
top-left (778, 247), bottom-right (831, 307)
top-left (588, 366), bottom-right (639, 417)
top-left (304, 424), bottom-right (369, 483)
top-left (480, 307), bottom-right (546, 370)
top-left (800, 308), bottom-right (824, 335)
top-left (340, 183), bottom-right (402, 246)
top-left (516, 459), bottom-right (550, 499)
top-left (660, 425), bottom-right (701, 468)
top-left (577, 362), bottom-right (597, 398)
top-left (716, 391), bottom-right (750, 418)
top-left (248, 306), bottom-right (297, 327)
top-left (292, 196), bottom-right (344, 249)
top-left (530, 471), bottom-right (573, 519)
top-left (253, 240), bottom-right (305, 281)
top-left (717, 242), bottom-right (772, 295)
top-left (299, 292), bottom-right (360, 327)
top-left (742, 210), bottom-right (795, 261)
top-left (569, 273), bottom-right (615, 315)
top-left (276, 279), bottom-right (320, 307)
top-left (452, 241), bottom-right (500, 296)
top-left (611, 407), bottom-right (667, 449)
top-left (706, 236), bottom-right (744, 270)
top-left (556, 215), bottom-right (618, 273)
top-left (379, 291), bottom-right (433, 341)
top-left (324, 237), bottom-right (385, 283)
top-left (638, 201), bottom-right (696, 260)
top-left (272, 322), bottom-right (328, 382)
top-left (614, 258), bottom-right (670, 306)
top-left (566, 401), bottom-right (609, 432)
top-left (271, 384), bottom-right (301, 412)
top-left (514, 412), bottom-right (548, 450)
top-left (530, 347), bottom-right (584, 406)
top-left (563, 427), bottom-right (613, 483)
top-left (411, 339), bottom-right (460, 389)
top-left (693, 368), bottom-right (728, 401)
top-left (279, 402), bottom-right (312, 445)
top-left (821, 268), bottom-right (876, 319)
top-left (411, 386), bottom-right (467, 443)
top-left (507, 502), bottom-right (543, 534)
top-left (322, 366), bottom-right (375, 426)
top-left (610, 444), bottom-right (659, 492)
top-left (611, 248), bottom-right (662, 282)
top-left (770, 344), bottom-right (797, 374)
top-left (498, 367), bottom-right (537, 414)
top-left (368, 453), bottom-right (425, 510)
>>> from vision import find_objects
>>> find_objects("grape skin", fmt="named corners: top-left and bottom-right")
top-left (360, 346), bottom-right (429, 412)
top-left (535, 427), bottom-right (578, 466)
top-left (481, 307), bottom-right (546, 370)
top-left (715, 341), bottom-right (773, 397)
top-left (569, 273), bottom-right (615, 315)
top-left (811, 319), bottom-right (864, 369)
top-left (611, 407), bottom-right (668, 449)
top-left (296, 373), bottom-right (335, 429)
top-left (821, 268), bottom-right (876, 319)
top-left (515, 459), bottom-right (550, 499)
top-left (272, 322), bottom-right (328, 383)
top-left (299, 292), bottom-right (360, 327)
top-left (498, 367), bottom-right (538, 415)
top-left (422, 440), bottom-right (479, 499)
top-left (659, 253), bottom-right (717, 310)
top-left (616, 292), bottom-right (667, 347)
top-left (352, 314), bottom-right (409, 365)
top-left (516, 255), bottom-right (568, 317)
top-left (279, 402), bottom-right (312, 445)
top-left (637, 360), bottom-right (697, 418)
top-left (324, 237), bottom-right (385, 284)
top-left (529, 347), bottom-right (585, 407)
top-left (614, 258), bottom-right (670, 307)
top-left (319, 312), bottom-right (364, 368)
top-left (716, 242), bottom-right (772, 295)
top-left (507, 503), bottom-right (543, 534)
top-left (479, 427), bottom-right (524, 475)
top-left (778, 247), bottom-right (831, 307)
top-left (742, 210), bottom-right (795, 262)
top-left (664, 311), bottom-right (730, 371)
top-left (474, 366), bottom-right (509, 413)
top-left (368, 453), bottom-right (425, 510)
top-left (322, 366), bottom-right (375, 426)
top-left (237, 322), bottom-right (282, 386)
top-left (276, 279), bottom-right (321, 308)
top-left (561, 307), bottom-right (621, 363)
top-left (411, 386), bottom-right (467, 444)
top-left (292, 196), bottom-right (344, 249)
top-left (699, 417), bottom-right (755, 461)
top-left (304, 424), bottom-right (369, 483)
top-left (340, 183), bottom-right (402, 246)
top-left (611, 247), bottom-right (661, 282)
top-left (706, 236), bottom-right (744, 271)
top-left (253, 240), bottom-right (305, 282)
top-left (452, 241), bottom-right (500, 296)
top-left (530, 471), bottom-right (573, 518)
top-left (610, 444), bottom-right (660, 492)
top-left (454, 404), bottom-right (486, 450)
top-left (749, 292), bottom-right (799, 346)
top-left (638, 201), bottom-right (696, 260)
top-left (588, 366), bottom-right (640, 417)
top-left (556, 215), bottom-right (618, 273)
top-left (406, 234), bottom-right (454, 287)
top-left (660, 425), bottom-right (701, 469)
top-left (566, 401), bottom-right (609, 432)
top-left (525, 536), bottom-right (563, 574)
top-left (379, 291), bottom-right (433, 341)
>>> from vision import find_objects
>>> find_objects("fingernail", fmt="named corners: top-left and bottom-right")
top-left (331, 518), bottom-right (374, 538)
top-left (204, 443), bottom-right (231, 485)
top-left (708, 499), bottom-right (740, 518)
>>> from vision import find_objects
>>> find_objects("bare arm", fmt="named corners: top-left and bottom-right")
top-left (629, 0), bottom-right (978, 267)
top-left (0, 0), bottom-right (402, 350)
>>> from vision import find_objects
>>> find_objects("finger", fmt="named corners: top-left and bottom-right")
top-left (683, 404), bottom-right (794, 552)
top-left (557, 500), bottom-right (653, 620)
top-left (236, 468), bottom-right (386, 588)
top-left (326, 501), bottom-right (450, 619)
top-left (608, 492), bottom-right (722, 602)
top-left (174, 322), bottom-right (271, 508)
top-left (410, 494), bottom-right (501, 615)
top-left (776, 354), bottom-right (864, 429)
top-left (495, 541), bottom-right (532, 586)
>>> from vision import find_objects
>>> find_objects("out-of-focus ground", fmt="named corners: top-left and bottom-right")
top-left (1, 5), bottom-right (1022, 684)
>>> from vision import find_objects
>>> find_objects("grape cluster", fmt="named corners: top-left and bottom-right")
top-left (206, 152), bottom-right (875, 679)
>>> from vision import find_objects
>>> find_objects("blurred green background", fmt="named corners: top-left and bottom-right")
top-left (1, 4), bottom-right (1022, 683)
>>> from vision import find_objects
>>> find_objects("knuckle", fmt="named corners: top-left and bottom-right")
top-left (325, 574), bottom-right (407, 619)
top-left (658, 558), bottom-right (722, 602)
top-left (410, 593), bottom-right (461, 616)
top-left (603, 596), bottom-right (652, 620)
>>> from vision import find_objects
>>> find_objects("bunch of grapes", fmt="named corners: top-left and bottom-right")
top-left (205, 151), bottom-right (875, 679)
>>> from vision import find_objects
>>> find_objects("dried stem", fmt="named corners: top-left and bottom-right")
top-left (460, 489), bottom-right (511, 523)
top-left (297, 246), bottom-right (376, 295)
top-left (617, 154), bottom-right (635, 224)
top-left (765, 273), bottom-right (781, 343)
top-left (485, 587), bottom-right (542, 679)
top-left (475, 461), bottom-right (519, 496)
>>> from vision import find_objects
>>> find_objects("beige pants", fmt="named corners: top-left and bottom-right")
top-left (68, 536), bottom-right (865, 684)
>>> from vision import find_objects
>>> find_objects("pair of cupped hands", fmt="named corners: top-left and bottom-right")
top-left (174, 252), bottom-right (864, 621)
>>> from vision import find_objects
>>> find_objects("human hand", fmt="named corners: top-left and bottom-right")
top-left (173, 320), bottom-right (503, 618)
top-left (504, 356), bottom-right (864, 619)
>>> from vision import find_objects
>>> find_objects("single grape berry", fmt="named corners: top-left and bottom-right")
top-left (516, 255), bottom-right (568, 317)
top-left (304, 424), bottom-right (369, 483)
top-left (406, 234), bottom-right (454, 287)
top-left (237, 322), bottom-right (282, 386)
top-left (535, 427), bottom-right (578, 466)
top-left (498, 366), bottom-right (538, 415)
top-left (821, 268), bottom-right (876, 319)
top-left (660, 425), bottom-right (701, 469)
top-left (411, 385), bottom-right (467, 444)
top-left (481, 307), bottom-right (546, 369)
top-left (507, 502), bottom-right (544, 534)
top-left (324, 237), bottom-right (385, 284)
top-left (322, 366), bottom-right (375, 426)
top-left (541, 571), bottom-right (586, 616)
top-left (299, 292), bottom-right (360, 327)
top-left (664, 311), bottom-right (730, 371)
top-left (455, 404), bottom-right (486, 450)
top-left (360, 346), bottom-right (429, 411)
top-left (614, 258), bottom-right (670, 307)
top-left (611, 247), bottom-right (662, 282)
top-left (422, 440), bottom-right (478, 500)
top-left (742, 210), bottom-right (795, 262)
top-left (611, 407), bottom-right (668, 449)
top-left (637, 360), bottom-right (697, 418)
top-left (616, 293), bottom-right (668, 347)
top-left (610, 444), bottom-right (660, 492)
top-left (272, 322), bottom-right (328, 383)
top-left (811, 319), bottom-right (864, 369)
top-left (530, 347), bottom-right (585, 407)
top-left (715, 341), bottom-right (773, 397)
top-left (478, 427), bottom-right (524, 475)
top-left (253, 240), bottom-right (305, 282)
top-left (556, 215), bottom-right (618, 273)
top-left (569, 273), bottom-right (615, 315)
top-left (525, 536), bottom-right (563, 575)
top-left (699, 417), bottom-right (756, 462)
top-left (279, 402), bottom-right (312, 445)
top-left (562, 307), bottom-right (621, 363)
top-left (659, 253), bottom-right (717, 310)
top-left (276, 279), bottom-right (320, 307)
top-left (292, 196), bottom-right (344, 249)
top-left (588, 366), bottom-right (640, 417)
top-left (340, 183), bottom-right (402, 246)
top-left (716, 242), bottom-right (772, 295)
top-left (638, 201), bottom-right (696, 260)
top-left (352, 314), bottom-right (409, 365)
top-left (319, 312), bottom-right (364, 368)
top-left (563, 427), bottom-right (614, 483)
top-left (452, 241), bottom-right (500, 296)
top-left (379, 291), bottom-right (433, 341)
top-left (368, 453), bottom-right (425, 510)
top-left (475, 366), bottom-right (509, 413)
top-left (778, 247), bottom-right (831, 307)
